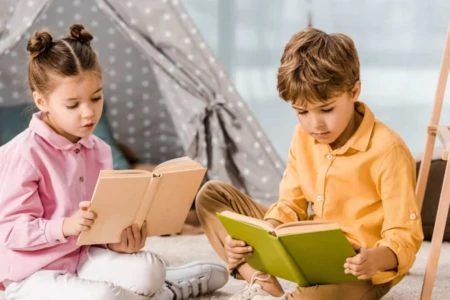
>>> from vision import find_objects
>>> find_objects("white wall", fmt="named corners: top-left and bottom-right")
top-left (183, 0), bottom-right (450, 159)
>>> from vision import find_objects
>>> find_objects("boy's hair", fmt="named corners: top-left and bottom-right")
top-left (26, 24), bottom-right (101, 96)
top-left (277, 27), bottom-right (360, 105)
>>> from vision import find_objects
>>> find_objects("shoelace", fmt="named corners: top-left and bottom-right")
top-left (166, 276), bottom-right (209, 299)
top-left (233, 284), bottom-right (263, 300)
top-left (232, 271), bottom-right (272, 300)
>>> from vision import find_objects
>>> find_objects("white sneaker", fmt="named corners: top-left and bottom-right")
top-left (165, 261), bottom-right (228, 299)
top-left (229, 271), bottom-right (286, 300)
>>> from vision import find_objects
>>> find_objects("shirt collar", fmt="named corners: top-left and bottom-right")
top-left (312, 101), bottom-right (375, 154)
top-left (29, 112), bottom-right (95, 151)
top-left (334, 101), bottom-right (375, 154)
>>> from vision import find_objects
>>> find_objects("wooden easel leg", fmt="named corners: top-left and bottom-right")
top-left (420, 154), bottom-right (450, 300)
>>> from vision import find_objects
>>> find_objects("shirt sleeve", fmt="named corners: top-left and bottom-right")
top-left (373, 143), bottom-right (424, 285)
top-left (264, 129), bottom-right (308, 223)
top-left (0, 155), bottom-right (67, 251)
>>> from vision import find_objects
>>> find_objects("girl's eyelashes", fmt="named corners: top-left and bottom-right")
top-left (65, 97), bottom-right (102, 109)
top-left (296, 110), bottom-right (307, 115)
top-left (321, 107), bottom-right (334, 113)
top-left (66, 103), bottom-right (78, 109)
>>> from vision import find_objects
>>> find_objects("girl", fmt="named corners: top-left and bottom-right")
top-left (0, 24), bottom-right (227, 300)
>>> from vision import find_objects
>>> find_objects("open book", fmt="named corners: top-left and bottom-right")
top-left (77, 157), bottom-right (207, 245)
top-left (217, 211), bottom-right (358, 286)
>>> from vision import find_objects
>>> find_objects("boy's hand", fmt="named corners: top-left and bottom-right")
top-left (62, 201), bottom-right (96, 237)
top-left (344, 246), bottom-right (398, 280)
top-left (224, 234), bottom-right (252, 265)
top-left (107, 222), bottom-right (147, 254)
top-left (344, 248), bottom-right (378, 280)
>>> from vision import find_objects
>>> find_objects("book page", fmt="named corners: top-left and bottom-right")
top-left (153, 156), bottom-right (203, 174)
top-left (219, 211), bottom-right (275, 232)
top-left (275, 221), bottom-right (339, 236)
top-left (144, 166), bottom-right (207, 236)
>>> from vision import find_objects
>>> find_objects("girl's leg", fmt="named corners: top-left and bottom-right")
top-left (78, 246), bottom-right (172, 299)
top-left (4, 270), bottom-right (152, 300)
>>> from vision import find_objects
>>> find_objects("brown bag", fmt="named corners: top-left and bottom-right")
top-left (417, 159), bottom-right (450, 241)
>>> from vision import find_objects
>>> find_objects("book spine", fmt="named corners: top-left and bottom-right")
top-left (133, 174), bottom-right (161, 228)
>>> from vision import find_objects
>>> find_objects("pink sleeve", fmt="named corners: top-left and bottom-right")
top-left (0, 156), bottom-right (67, 251)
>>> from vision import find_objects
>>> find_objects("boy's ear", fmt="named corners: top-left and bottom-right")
top-left (351, 80), bottom-right (361, 101)
top-left (32, 91), bottom-right (48, 112)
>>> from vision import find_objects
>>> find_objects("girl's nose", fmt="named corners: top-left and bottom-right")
top-left (82, 105), bottom-right (95, 118)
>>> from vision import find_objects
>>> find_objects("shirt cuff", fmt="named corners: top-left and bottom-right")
top-left (372, 239), bottom-right (408, 285)
top-left (44, 218), bottom-right (68, 244)
top-left (264, 203), bottom-right (300, 224)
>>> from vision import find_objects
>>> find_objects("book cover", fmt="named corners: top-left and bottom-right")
top-left (77, 157), bottom-right (206, 245)
top-left (217, 211), bottom-right (358, 286)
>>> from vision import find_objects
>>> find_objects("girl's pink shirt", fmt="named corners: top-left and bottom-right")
top-left (0, 112), bottom-right (112, 285)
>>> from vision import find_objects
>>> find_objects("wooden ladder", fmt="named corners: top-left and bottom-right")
top-left (416, 23), bottom-right (450, 300)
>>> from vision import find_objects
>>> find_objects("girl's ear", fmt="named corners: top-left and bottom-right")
top-left (351, 80), bottom-right (361, 102)
top-left (33, 91), bottom-right (48, 112)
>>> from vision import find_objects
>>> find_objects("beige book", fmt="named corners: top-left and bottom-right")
top-left (77, 157), bottom-right (207, 245)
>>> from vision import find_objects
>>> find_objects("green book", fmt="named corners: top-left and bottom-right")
top-left (217, 211), bottom-right (358, 287)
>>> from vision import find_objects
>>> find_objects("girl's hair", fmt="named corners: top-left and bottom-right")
top-left (26, 24), bottom-right (101, 96)
top-left (277, 27), bottom-right (360, 105)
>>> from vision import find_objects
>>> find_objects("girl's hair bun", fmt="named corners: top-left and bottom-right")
top-left (68, 24), bottom-right (93, 44)
top-left (27, 31), bottom-right (53, 58)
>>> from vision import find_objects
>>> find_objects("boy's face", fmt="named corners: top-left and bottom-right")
top-left (292, 81), bottom-right (361, 148)
top-left (33, 71), bottom-right (104, 143)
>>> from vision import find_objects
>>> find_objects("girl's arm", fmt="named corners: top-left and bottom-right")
top-left (0, 156), bottom-right (67, 251)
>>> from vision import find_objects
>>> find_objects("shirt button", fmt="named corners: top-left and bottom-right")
top-left (316, 195), bottom-right (323, 202)
top-left (79, 176), bottom-right (84, 182)
top-left (409, 212), bottom-right (417, 220)
top-left (326, 154), bottom-right (333, 160)
top-left (74, 148), bottom-right (80, 154)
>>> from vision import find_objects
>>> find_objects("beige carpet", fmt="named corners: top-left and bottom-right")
top-left (1, 235), bottom-right (449, 299)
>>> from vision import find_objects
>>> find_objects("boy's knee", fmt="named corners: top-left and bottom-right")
top-left (195, 180), bottom-right (227, 208)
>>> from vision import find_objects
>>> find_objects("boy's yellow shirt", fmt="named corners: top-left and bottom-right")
top-left (264, 102), bottom-right (423, 286)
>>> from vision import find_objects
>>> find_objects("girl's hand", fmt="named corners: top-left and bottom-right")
top-left (62, 201), bottom-right (96, 237)
top-left (224, 235), bottom-right (252, 265)
top-left (107, 222), bottom-right (147, 253)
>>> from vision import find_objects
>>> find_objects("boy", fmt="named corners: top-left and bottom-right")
top-left (195, 27), bottom-right (423, 300)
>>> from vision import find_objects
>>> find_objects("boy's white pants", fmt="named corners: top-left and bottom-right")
top-left (5, 247), bottom-right (174, 300)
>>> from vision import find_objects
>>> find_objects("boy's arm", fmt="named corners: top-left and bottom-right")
top-left (264, 134), bottom-right (308, 224)
top-left (373, 143), bottom-right (423, 284)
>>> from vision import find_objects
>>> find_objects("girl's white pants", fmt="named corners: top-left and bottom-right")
top-left (5, 247), bottom-right (173, 300)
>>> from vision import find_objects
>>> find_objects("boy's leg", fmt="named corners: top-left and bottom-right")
top-left (195, 180), bottom-right (268, 261)
top-left (4, 270), bottom-right (153, 300)
top-left (196, 181), bottom-right (284, 297)
top-left (287, 281), bottom-right (391, 300)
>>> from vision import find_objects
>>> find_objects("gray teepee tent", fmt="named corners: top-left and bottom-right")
top-left (0, 0), bottom-right (284, 205)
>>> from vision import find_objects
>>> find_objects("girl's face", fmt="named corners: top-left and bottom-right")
top-left (33, 71), bottom-right (103, 143)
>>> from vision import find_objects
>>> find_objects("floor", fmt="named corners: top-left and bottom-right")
top-left (1, 235), bottom-right (449, 299)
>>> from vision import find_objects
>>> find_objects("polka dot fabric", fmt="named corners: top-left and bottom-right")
top-left (0, 0), bottom-right (284, 205)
